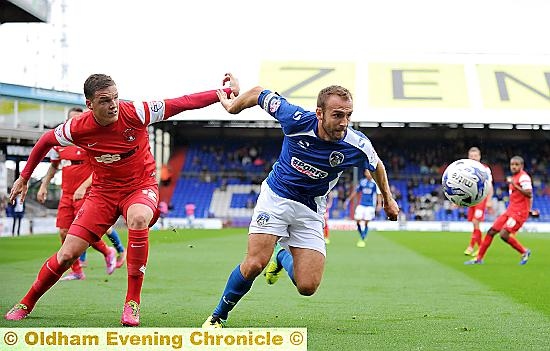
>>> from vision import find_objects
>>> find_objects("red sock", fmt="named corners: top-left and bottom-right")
top-left (91, 239), bottom-right (110, 257)
top-left (126, 228), bottom-right (149, 304)
top-left (476, 235), bottom-right (494, 260)
top-left (470, 229), bottom-right (482, 247)
top-left (70, 259), bottom-right (83, 274)
top-left (21, 254), bottom-right (67, 311)
top-left (505, 235), bottom-right (526, 254)
top-left (324, 226), bottom-right (329, 239)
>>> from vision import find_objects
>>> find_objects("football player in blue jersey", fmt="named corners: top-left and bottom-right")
top-left (345, 168), bottom-right (382, 247)
top-left (203, 84), bottom-right (399, 328)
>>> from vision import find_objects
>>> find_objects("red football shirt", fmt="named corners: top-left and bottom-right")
top-left (53, 101), bottom-right (164, 189)
top-left (48, 145), bottom-right (92, 194)
top-left (506, 169), bottom-right (532, 216)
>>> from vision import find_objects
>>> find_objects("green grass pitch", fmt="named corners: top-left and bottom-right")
top-left (1, 228), bottom-right (550, 350)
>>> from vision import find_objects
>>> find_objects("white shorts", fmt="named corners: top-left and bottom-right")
top-left (354, 205), bottom-right (376, 221)
top-left (248, 182), bottom-right (326, 256)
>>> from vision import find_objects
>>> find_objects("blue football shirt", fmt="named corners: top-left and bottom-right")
top-left (259, 90), bottom-right (380, 213)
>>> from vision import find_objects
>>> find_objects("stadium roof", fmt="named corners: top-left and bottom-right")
top-left (0, 0), bottom-right (50, 23)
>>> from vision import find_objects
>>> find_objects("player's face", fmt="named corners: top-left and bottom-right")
top-left (510, 159), bottom-right (523, 174)
top-left (468, 150), bottom-right (481, 161)
top-left (317, 95), bottom-right (353, 142)
top-left (87, 85), bottom-right (119, 126)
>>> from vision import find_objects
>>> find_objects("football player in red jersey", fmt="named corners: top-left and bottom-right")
top-left (463, 147), bottom-right (493, 256)
top-left (5, 72), bottom-right (239, 326)
top-left (37, 107), bottom-right (121, 281)
top-left (466, 156), bottom-right (533, 265)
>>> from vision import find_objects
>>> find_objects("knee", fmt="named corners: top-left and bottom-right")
top-left (296, 282), bottom-right (319, 296)
top-left (242, 256), bottom-right (268, 279)
top-left (57, 248), bottom-right (80, 264)
top-left (126, 213), bottom-right (149, 229)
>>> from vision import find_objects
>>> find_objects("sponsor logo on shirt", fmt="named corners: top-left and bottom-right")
top-left (291, 157), bottom-right (328, 179)
top-left (329, 151), bottom-right (345, 167)
top-left (94, 154), bottom-right (122, 164)
top-left (269, 97), bottom-right (281, 113)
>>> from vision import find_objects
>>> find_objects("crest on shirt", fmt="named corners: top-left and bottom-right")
top-left (256, 212), bottom-right (270, 227)
top-left (123, 128), bottom-right (136, 142)
top-left (329, 151), bottom-right (345, 167)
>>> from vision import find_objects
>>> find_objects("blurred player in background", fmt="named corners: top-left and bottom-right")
top-left (37, 107), bottom-right (121, 280)
top-left (203, 84), bottom-right (399, 328)
top-left (323, 189), bottom-right (337, 244)
top-left (345, 168), bottom-right (382, 247)
top-left (463, 147), bottom-right (493, 256)
top-left (78, 225), bottom-right (126, 269)
top-left (466, 156), bottom-right (533, 265)
top-left (5, 72), bottom-right (239, 326)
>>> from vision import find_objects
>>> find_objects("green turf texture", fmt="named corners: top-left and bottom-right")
top-left (1, 228), bottom-right (550, 350)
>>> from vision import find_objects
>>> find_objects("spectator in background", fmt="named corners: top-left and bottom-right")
top-left (160, 164), bottom-right (173, 187)
top-left (12, 195), bottom-right (25, 236)
top-left (158, 201), bottom-right (169, 229)
top-left (246, 190), bottom-right (258, 209)
top-left (185, 202), bottom-right (196, 228)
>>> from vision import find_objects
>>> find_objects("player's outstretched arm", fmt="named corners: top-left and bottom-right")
top-left (371, 161), bottom-right (399, 221)
top-left (10, 130), bottom-right (59, 203)
top-left (216, 86), bottom-right (263, 114)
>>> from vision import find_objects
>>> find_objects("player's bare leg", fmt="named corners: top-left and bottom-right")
top-left (289, 247), bottom-right (325, 296)
top-left (5, 235), bottom-right (90, 320)
top-left (58, 228), bottom-right (86, 281)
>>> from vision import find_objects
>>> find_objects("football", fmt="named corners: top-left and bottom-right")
top-left (442, 158), bottom-right (490, 207)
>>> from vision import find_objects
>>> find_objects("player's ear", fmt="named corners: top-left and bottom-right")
top-left (85, 99), bottom-right (93, 110)
top-left (316, 107), bottom-right (323, 121)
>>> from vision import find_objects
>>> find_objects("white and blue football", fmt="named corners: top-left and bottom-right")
top-left (442, 159), bottom-right (490, 207)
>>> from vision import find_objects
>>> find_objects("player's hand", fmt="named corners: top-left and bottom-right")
top-left (9, 176), bottom-right (29, 204)
top-left (222, 73), bottom-right (240, 97)
top-left (73, 187), bottom-right (86, 201)
top-left (506, 176), bottom-right (513, 184)
top-left (216, 89), bottom-right (236, 112)
top-left (37, 186), bottom-right (47, 204)
top-left (384, 197), bottom-right (399, 221)
top-left (530, 209), bottom-right (540, 218)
